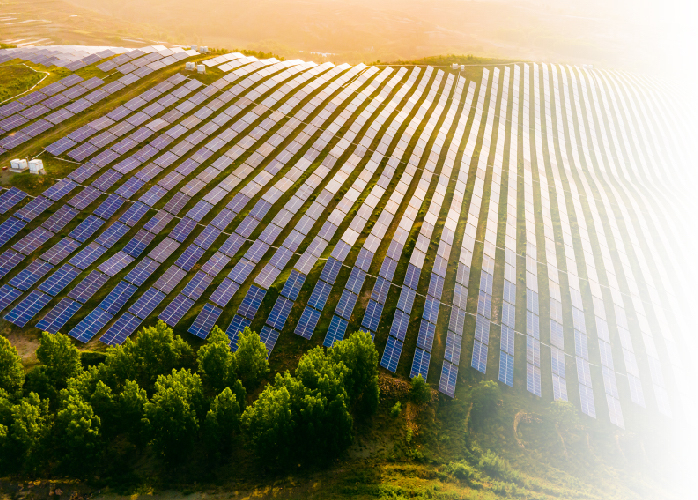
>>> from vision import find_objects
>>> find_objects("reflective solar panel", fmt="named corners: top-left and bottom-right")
top-left (320, 258), bottom-right (342, 284)
top-left (70, 307), bottom-right (113, 342)
top-left (237, 285), bottom-right (266, 319)
top-left (170, 217), bottom-right (198, 243)
top-left (10, 260), bottom-right (54, 290)
top-left (323, 315), bottom-right (348, 348)
top-left (259, 325), bottom-right (280, 356)
top-left (280, 269), bottom-right (306, 301)
top-left (36, 298), bottom-right (81, 334)
top-left (266, 296), bottom-right (293, 330)
top-left (4, 291), bottom-right (51, 327)
top-left (308, 280), bottom-right (332, 311)
top-left (410, 348), bottom-right (431, 380)
top-left (335, 289), bottom-right (357, 320)
top-left (186, 200), bottom-right (213, 222)
top-left (139, 185), bottom-right (168, 206)
top-left (98, 251), bottom-right (134, 276)
top-left (92, 170), bottom-right (122, 192)
top-left (100, 312), bottom-right (142, 346)
top-left (124, 257), bottom-right (160, 286)
top-left (0, 285), bottom-right (23, 313)
top-left (210, 278), bottom-right (240, 307)
top-left (95, 222), bottom-right (130, 248)
top-left (129, 287), bottom-right (166, 319)
top-left (98, 281), bottom-right (137, 315)
top-left (193, 225), bottom-right (221, 250)
top-left (0, 217), bottom-right (26, 247)
top-left (422, 297), bottom-right (440, 325)
top-left (68, 187), bottom-right (101, 211)
top-left (439, 361), bottom-right (458, 397)
top-left (380, 335), bottom-right (402, 373)
top-left (188, 303), bottom-right (222, 339)
top-left (201, 252), bottom-right (230, 277)
top-left (159, 294), bottom-right (195, 326)
top-left (389, 308), bottom-right (410, 341)
top-left (42, 205), bottom-right (79, 233)
top-left (148, 237), bottom-right (180, 262)
top-left (444, 331), bottom-right (462, 364)
top-left (69, 215), bottom-right (105, 243)
top-left (416, 320), bottom-right (436, 351)
top-left (345, 267), bottom-right (366, 295)
top-left (182, 271), bottom-right (213, 300)
top-left (0, 187), bottom-right (28, 214)
top-left (69, 242), bottom-right (107, 269)
top-left (471, 340), bottom-right (488, 373)
top-left (43, 179), bottom-right (77, 201)
top-left (498, 351), bottom-right (514, 387)
top-left (403, 264), bottom-right (421, 290)
top-left (163, 192), bottom-right (190, 215)
top-left (228, 258), bottom-right (255, 284)
top-left (174, 243), bottom-right (204, 271)
top-left (93, 194), bottom-right (125, 219)
top-left (220, 233), bottom-right (245, 257)
top-left (361, 299), bottom-right (383, 333)
top-left (154, 265), bottom-right (187, 294)
top-left (38, 263), bottom-right (80, 296)
top-left (0, 249), bottom-right (25, 278)
top-left (123, 230), bottom-right (155, 258)
top-left (397, 286), bottom-right (416, 314)
top-left (13, 227), bottom-right (54, 255)
top-left (226, 315), bottom-right (251, 349)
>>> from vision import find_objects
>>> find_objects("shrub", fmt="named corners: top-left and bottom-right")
top-left (391, 402), bottom-right (402, 417)
top-left (410, 374), bottom-right (431, 403)
top-left (446, 460), bottom-right (476, 481)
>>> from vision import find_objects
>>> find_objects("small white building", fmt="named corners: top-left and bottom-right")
top-left (28, 159), bottom-right (44, 174)
top-left (10, 159), bottom-right (28, 172)
top-left (185, 61), bottom-right (196, 71)
top-left (197, 64), bottom-right (206, 74)
top-left (200, 46), bottom-right (209, 53)
top-left (190, 45), bottom-right (198, 51)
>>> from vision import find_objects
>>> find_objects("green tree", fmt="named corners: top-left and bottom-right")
top-left (90, 381), bottom-right (117, 434)
top-left (55, 388), bottom-right (101, 475)
top-left (330, 331), bottom-right (380, 414)
top-left (5, 393), bottom-right (50, 472)
top-left (197, 326), bottom-right (237, 396)
top-left (241, 374), bottom-right (294, 462)
top-left (411, 374), bottom-right (431, 404)
top-left (101, 321), bottom-right (194, 394)
top-left (234, 328), bottom-right (269, 390)
top-left (36, 332), bottom-right (82, 393)
top-left (143, 369), bottom-right (203, 460)
top-left (470, 380), bottom-right (500, 419)
top-left (0, 336), bottom-right (24, 393)
top-left (203, 387), bottom-right (241, 454)
top-left (119, 380), bottom-right (147, 445)
top-left (547, 401), bottom-right (580, 432)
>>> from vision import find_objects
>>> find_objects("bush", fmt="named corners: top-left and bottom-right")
top-left (234, 328), bottom-right (269, 390)
top-left (410, 374), bottom-right (431, 403)
top-left (446, 460), bottom-right (476, 481)
top-left (0, 336), bottom-right (24, 393)
top-left (391, 402), bottom-right (402, 417)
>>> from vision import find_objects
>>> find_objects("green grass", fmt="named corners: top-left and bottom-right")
top-left (0, 64), bottom-right (43, 103)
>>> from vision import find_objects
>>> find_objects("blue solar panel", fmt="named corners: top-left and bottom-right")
top-left (444, 331), bottom-right (462, 364)
top-left (396, 286), bottom-right (416, 314)
top-left (266, 296), bottom-right (293, 330)
top-left (219, 233), bottom-right (245, 257)
top-left (43, 179), bottom-right (77, 201)
top-left (95, 222), bottom-right (130, 248)
top-left (92, 170), bottom-right (122, 192)
top-left (41, 205), bottom-right (79, 233)
top-left (259, 325), bottom-right (280, 357)
top-left (38, 264), bottom-right (80, 296)
top-left (182, 271), bottom-right (213, 300)
top-left (228, 258), bottom-right (255, 284)
top-left (498, 351), bottom-right (514, 387)
top-left (69, 215), bottom-right (105, 243)
top-left (323, 315), bottom-right (348, 348)
top-left (129, 287), bottom-right (166, 319)
top-left (210, 278), bottom-right (239, 307)
top-left (70, 307), bottom-right (113, 342)
top-left (98, 281), bottom-right (137, 315)
top-left (416, 320), bottom-right (436, 351)
top-left (345, 267), bottom-right (366, 295)
top-left (100, 312), bottom-right (142, 346)
top-left (439, 361), bottom-right (458, 397)
top-left (139, 185), bottom-right (167, 206)
top-left (0, 284), bottom-right (22, 313)
top-left (93, 194), bottom-right (125, 219)
top-left (115, 177), bottom-right (145, 199)
top-left (10, 260), bottom-right (54, 290)
top-left (174, 244), bottom-right (205, 271)
top-left (380, 335), bottom-right (402, 373)
top-left (237, 285), bottom-right (266, 320)
top-left (194, 224), bottom-right (221, 250)
top-left (69, 270), bottom-right (108, 303)
top-left (280, 270), bottom-right (306, 301)
top-left (0, 187), bottom-right (27, 214)
top-left (0, 250), bottom-right (25, 278)
top-left (211, 208), bottom-right (236, 231)
top-left (308, 280), bottom-right (332, 311)
top-left (170, 217), bottom-right (198, 243)
top-left (98, 251), bottom-right (134, 277)
top-left (226, 315), bottom-right (251, 349)
top-left (4, 290), bottom-right (51, 327)
top-left (16, 196), bottom-right (53, 222)
top-left (244, 240), bottom-right (269, 263)
top-left (410, 348), bottom-right (431, 380)
top-left (403, 264), bottom-right (421, 290)
top-left (36, 298), bottom-right (81, 334)
top-left (320, 258), bottom-right (342, 284)
top-left (428, 274), bottom-right (445, 300)
top-left (361, 299), bottom-right (383, 333)
top-left (371, 276), bottom-right (392, 305)
top-left (201, 252), bottom-right (230, 277)
top-left (295, 306), bottom-right (321, 340)
top-left (422, 297), bottom-right (440, 324)
top-left (12, 227), bottom-right (53, 255)
top-left (389, 309), bottom-right (409, 341)
top-left (186, 200), bottom-right (213, 222)
top-left (188, 303), bottom-right (222, 339)
top-left (355, 248), bottom-right (373, 272)
top-left (471, 339), bottom-right (488, 373)
top-left (475, 316), bottom-right (490, 344)
top-left (158, 294), bottom-right (195, 327)
top-left (124, 257), bottom-right (160, 286)
top-left (69, 242), bottom-right (107, 270)
top-left (142, 210), bottom-right (173, 233)
top-left (68, 187), bottom-right (100, 211)
top-left (123, 230), bottom-right (155, 258)
top-left (449, 307), bottom-right (466, 336)
top-left (335, 289), bottom-right (357, 320)
top-left (0, 217), bottom-right (26, 247)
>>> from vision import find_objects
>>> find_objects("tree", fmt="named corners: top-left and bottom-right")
top-left (203, 387), bottom-right (240, 454)
top-left (411, 374), bottom-right (431, 404)
top-left (6, 393), bottom-right (50, 472)
top-left (55, 388), bottom-right (101, 475)
top-left (234, 328), bottom-right (269, 390)
top-left (547, 401), bottom-right (580, 432)
top-left (119, 380), bottom-right (147, 445)
top-left (470, 380), bottom-right (500, 418)
top-left (90, 381), bottom-right (117, 434)
top-left (197, 326), bottom-right (237, 396)
top-left (101, 320), bottom-right (194, 394)
top-left (241, 374), bottom-right (294, 463)
top-left (330, 331), bottom-right (380, 414)
top-left (0, 336), bottom-right (24, 394)
top-left (36, 332), bottom-right (82, 392)
top-left (143, 369), bottom-right (203, 460)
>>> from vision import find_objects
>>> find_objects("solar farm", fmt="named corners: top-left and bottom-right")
top-left (0, 44), bottom-right (693, 430)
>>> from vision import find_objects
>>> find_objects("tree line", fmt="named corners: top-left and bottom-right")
top-left (0, 321), bottom-right (380, 476)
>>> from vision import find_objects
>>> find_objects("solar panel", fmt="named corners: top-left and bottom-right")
top-left (243, 240), bottom-right (269, 264)
top-left (69, 215), bottom-right (105, 243)
top-left (266, 296), bottom-right (293, 330)
top-left (320, 258), bottom-right (342, 284)
top-left (68, 270), bottom-right (108, 303)
top-left (308, 280), bottom-right (332, 311)
top-left (439, 361), bottom-right (458, 397)
top-left (139, 185), bottom-right (168, 206)
top-left (163, 192), bottom-right (190, 215)
top-left (295, 306), bottom-right (321, 339)
top-left (323, 315), bottom-right (348, 348)
top-left (170, 217), bottom-right (198, 243)
top-left (68, 242), bottom-right (106, 270)
top-left (498, 351), bottom-right (514, 387)
top-left (410, 348), bottom-right (431, 380)
top-left (0, 187), bottom-right (28, 214)
top-left (335, 290), bottom-right (357, 320)
top-left (43, 179), bottom-right (77, 201)
top-left (186, 200), bottom-right (214, 222)
top-left (228, 258), bottom-right (255, 284)
top-left (98, 251), bottom-right (135, 276)
top-left (36, 298), bottom-right (82, 334)
top-left (280, 269), bottom-right (306, 301)
top-left (475, 316), bottom-right (490, 344)
top-left (416, 320), bottom-right (436, 351)
top-left (182, 271), bottom-right (213, 300)
top-left (403, 264), bottom-right (421, 290)
top-left (13, 227), bottom-right (54, 255)
top-left (355, 248), bottom-right (373, 272)
top-left (10, 260), bottom-right (54, 290)
top-left (4, 291), bottom-right (51, 327)
top-left (98, 281), bottom-right (137, 315)
top-left (226, 314), bottom-right (251, 349)
top-left (380, 335), bottom-right (402, 373)
top-left (129, 287), bottom-right (166, 319)
top-left (345, 267), bottom-right (366, 295)
top-left (361, 299), bottom-right (383, 333)
top-left (100, 312), bottom-right (142, 346)
top-left (123, 230), bottom-right (155, 258)
top-left (210, 278), bottom-right (240, 307)
top-left (38, 264), bottom-right (80, 296)
top-left (211, 208), bottom-right (236, 231)
top-left (444, 331), bottom-right (462, 364)
top-left (220, 233), bottom-right (245, 257)
top-left (188, 303), bottom-right (222, 339)
top-left (0, 285), bottom-right (23, 313)
top-left (68, 187), bottom-right (101, 211)
top-left (95, 222), bottom-right (130, 248)
top-left (70, 307), bottom-right (113, 342)
top-left (422, 297), bottom-right (440, 324)
top-left (259, 325), bottom-right (280, 356)
top-left (158, 294), bottom-right (195, 326)
top-left (148, 237), bottom-right (180, 263)
top-left (92, 170), bottom-right (122, 191)
top-left (193, 225), bottom-right (221, 250)
top-left (397, 286), bottom-right (416, 314)
top-left (172, 244), bottom-right (203, 271)
top-left (0, 250), bottom-right (25, 278)
top-left (0, 217), bottom-right (26, 248)
top-left (42, 205), bottom-right (79, 233)
top-left (471, 340), bottom-right (488, 373)
top-left (93, 194), bottom-right (126, 219)
top-left (237, 285), bottom-right (266, 319)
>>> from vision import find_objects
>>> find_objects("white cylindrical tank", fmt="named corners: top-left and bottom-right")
top-left (200, 46), bottom-right (209, 53)
top-left (185, 61), bottom-right (196, 71)
top-left (10, 159), bottom-right (28, 171)
top-left (197, 64), bottom-right (206, 74)
top-left (191, 45), bottom-right (198, 51)
top-left (460, 65), bottom-right (464, 71)
top-left (28, 159), bottom-right (44, 174)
